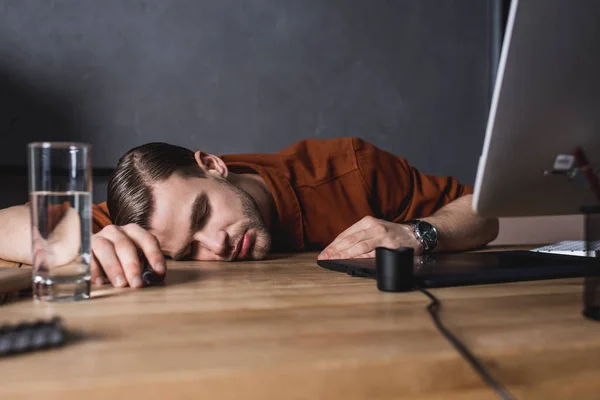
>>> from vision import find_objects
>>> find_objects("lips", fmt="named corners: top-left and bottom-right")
top-left (235, 232), bottom-right (252, 260)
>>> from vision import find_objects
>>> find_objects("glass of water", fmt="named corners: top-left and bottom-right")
top-left (28, 142), bottom-right (92, 301)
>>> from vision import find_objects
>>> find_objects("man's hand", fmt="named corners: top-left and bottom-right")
top-left (318, 216), bottom-right (422, 260)
top-left (92, 224), bottom-right (166, 288)
top-left (318, 195), bottom-right (499, 260)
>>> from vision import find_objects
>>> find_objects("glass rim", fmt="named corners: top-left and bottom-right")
top-left (28, 142), bottom-right (91, 150)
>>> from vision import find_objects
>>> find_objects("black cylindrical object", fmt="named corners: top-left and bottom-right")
top-left (375, 247), bottom-right (414, 292)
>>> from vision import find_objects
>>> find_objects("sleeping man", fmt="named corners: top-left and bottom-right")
top-left (0, 138), bottom-right (498, 288)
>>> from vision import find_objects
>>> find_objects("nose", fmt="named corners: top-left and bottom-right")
top-left (193, 229), bottom-right (229, 257)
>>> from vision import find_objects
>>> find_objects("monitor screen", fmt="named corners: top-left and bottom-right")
top-left (473, 0), bottom-right (600, 217)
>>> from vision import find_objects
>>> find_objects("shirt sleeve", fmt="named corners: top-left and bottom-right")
top-left (353, 138), bottom-right (473, 223)
top-left (92, 202), bottom-right (112, 233)
top-left (24, 201), bottom-right (112, 234)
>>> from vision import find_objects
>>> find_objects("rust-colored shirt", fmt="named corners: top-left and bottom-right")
top-left (92, 138), bottom-right (472, 251)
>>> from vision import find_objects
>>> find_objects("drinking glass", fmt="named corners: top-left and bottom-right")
top-left (28, 142), bottom-right (92, 301)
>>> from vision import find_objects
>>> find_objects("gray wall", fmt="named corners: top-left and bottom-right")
top-left (0, 0), bottom-right (499, 207)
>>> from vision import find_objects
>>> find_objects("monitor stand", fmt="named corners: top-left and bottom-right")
top-left (582, 207), bottom-right (600, 321)
top-left (570, 147), bottom-right (600, 321)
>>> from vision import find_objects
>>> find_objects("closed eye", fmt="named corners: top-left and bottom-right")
top-left (196, 200), bottom-right (210, 230)
top-left (174, 193), bottom-right (210, 261)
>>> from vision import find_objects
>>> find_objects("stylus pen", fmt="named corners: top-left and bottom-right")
top-left (141, 261), bottom-right (165, 286)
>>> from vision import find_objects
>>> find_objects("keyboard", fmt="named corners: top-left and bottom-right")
top-left (530, 240), bottom-right (600, 258)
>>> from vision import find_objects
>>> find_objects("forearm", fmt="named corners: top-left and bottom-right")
top-left (0, 205), bottom-right (33, 264)
top-left (421, 195), bottom-right (499, 252)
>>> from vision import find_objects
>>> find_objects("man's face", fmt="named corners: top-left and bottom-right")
top-left (149, 173), bottom-right (271, 261)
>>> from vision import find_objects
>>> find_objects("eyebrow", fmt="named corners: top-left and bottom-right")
top-left (172, 193), bottom-right (207, 261)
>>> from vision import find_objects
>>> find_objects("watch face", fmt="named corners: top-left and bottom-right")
top-left (417, 221), bottom-right (437, 243)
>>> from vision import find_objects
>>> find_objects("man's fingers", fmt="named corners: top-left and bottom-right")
top-left (320, 222), bottom-right (387, 259)
top-left (91, 254), bottom-right (107, 286)
top-left (327, 216), bottom-right (377, 248)
top-left (113, 239), bottom-right (144, 288)
top-left (120, 224), bottom-right (166, 275)
top-left (356, 250), bottom-right (376, 259)
top-left (92, 236), bottom-right (127, 287)
top-left (319, 217), bottom-right (375, 258)
top-left (320, 229), bottom-right (371, 259)
top-left (91, 224), bottom-right (165, 289)
top-left (97, 226), bottom-right (145, 288)
top-left (333, 238), bottom-right (380, 260)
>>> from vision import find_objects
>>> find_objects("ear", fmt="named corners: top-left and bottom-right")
top-left (194, 151), bottom-right (228, 179)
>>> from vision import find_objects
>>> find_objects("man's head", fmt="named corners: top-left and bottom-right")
top-left (107, 143), bottom-right (271, 261)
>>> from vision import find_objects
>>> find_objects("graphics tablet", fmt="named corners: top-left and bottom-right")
top-left (317, 251), bottom-right (600, 288)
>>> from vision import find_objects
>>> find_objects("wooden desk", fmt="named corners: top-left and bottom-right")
top-left (0, 252), bottom-right (599, 399)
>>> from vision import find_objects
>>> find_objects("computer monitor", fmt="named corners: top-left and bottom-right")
top-left (472, 0), bottom-right (600, 217)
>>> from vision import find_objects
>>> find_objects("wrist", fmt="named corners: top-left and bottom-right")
top-left (402, 219), bottom-right (438, 254)
top-left (400, 223), bottom-right (426, 255)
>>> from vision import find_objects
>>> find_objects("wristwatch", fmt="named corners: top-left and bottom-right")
top-left (403, 220), bottom-right (438, 254)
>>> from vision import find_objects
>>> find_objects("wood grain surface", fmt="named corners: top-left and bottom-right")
top-left (0, 252), bottom-right (599, 399)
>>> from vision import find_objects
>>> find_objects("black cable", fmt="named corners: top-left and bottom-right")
top-left (416, 286), bottom-right (516, 400)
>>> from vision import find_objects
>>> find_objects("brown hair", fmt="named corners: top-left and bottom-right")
top-left (107, 142), bottom-right (204, 228)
